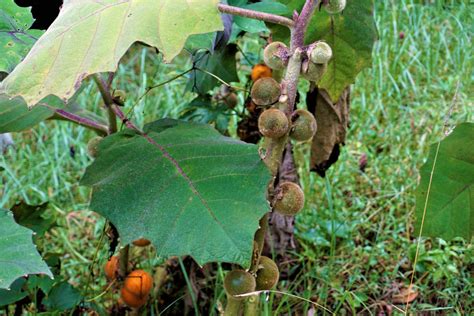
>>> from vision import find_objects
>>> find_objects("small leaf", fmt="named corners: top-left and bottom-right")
top-left (43, 281), bottom-right (82, 311)
top-left (81, 119), bottom-right (271, 267)
top-left (0, 209), bottom-right (52, 289)
top-left (0, 0), bottom-right (44, 73)
top-left (0, 0), bottom-right (223, 106)
top-left (0, 278), bottom-right (28, 307)
top-left (415, 123), bottom-right (474, 240)
top-left (187, 44), bottom-right (238, 94)
top-left (11, 201), bottom-right (55, 237)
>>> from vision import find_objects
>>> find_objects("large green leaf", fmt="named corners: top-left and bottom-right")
top-left (310, 1), bottom-right (377, 102)
top-left (415, 123), bottom-right (474, 240)
top-left (270, 0), bottom-right (377, 102)
top-left (0, 0), bottom-right (223, 107)
top-left (0, 209), bottom-right (52, 289)
top-left (81, 119), bottom-right (271, 267)
top-left (0, 0), bottom-right (44, 73)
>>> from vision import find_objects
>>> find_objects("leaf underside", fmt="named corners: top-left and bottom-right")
top-left (415, 123), bottom-right (474, 240)
top-left (0, 0), bottom-right (223, 106)
top-left (0, 209), bottom-right (52, 289)
top-left (81, 119), bottom-right (271, 267)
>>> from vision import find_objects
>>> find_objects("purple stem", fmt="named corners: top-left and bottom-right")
top-left (43, 104), bottom-right (108, 135)
top-left (291, 0), bottom-right (320, 49)
top-left (217, 4), bottom-right (295, 28)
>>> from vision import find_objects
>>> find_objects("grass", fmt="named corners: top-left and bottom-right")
top-left (1, 0), bottom-right (473, 315)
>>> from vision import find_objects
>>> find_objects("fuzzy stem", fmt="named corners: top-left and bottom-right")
top-left (282, 48), bottom-right (303, 113)
top-left (48, 107), bottom-right (108, 136)
top-left (217, 4), bottom-right (295, 28)
top-left (244, 294), bottom-right (260, 316)
top-left (291, 0), bottom-right (320, 49)
top-left (224, 296), bottom-right (242, 316)
top-left (93, 75), bottom-right (118, 134)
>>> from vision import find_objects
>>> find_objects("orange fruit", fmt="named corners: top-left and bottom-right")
top-left (120, 287), bottom-right (148, 308)
top-left (123, 270), bottom-right (153, 298)
top-left (104, 256), bottom-right (119, 280)
top-left (251, 64), bottom-right (272, 82)
top-left (132, 238), bottom-right (151, 247)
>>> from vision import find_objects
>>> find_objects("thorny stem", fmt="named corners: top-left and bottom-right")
top-left (217, 4), bottom-right (295, 28)
top-left (93, 74), bottom-right (117, 134)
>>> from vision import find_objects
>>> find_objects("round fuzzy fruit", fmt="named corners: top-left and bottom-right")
top-left (87, 136), bottom-right (102, 158)
top-left (123, 270), bottom-right (153, 298)
top-left (224, 270), bottom-right (256, 299)
top-left (258, 109), bottom-right (289, 139)
top-left (309, 42), bottom-right (332, 64)
top-left (120, 287), bottom-right (148, 308)
top-left (132, 238), bottom-right (151, 247)
top-left (263, 41), bottom-right (288, 70)
top-left (301, 62), bottom-right (327, 83)
top-left (251, 77), bottom-right (281, 106)
top-left (290, 109), bottom-right (317, 142)
top-left (104, 255), bottom-right (119, 280)
top-left (324, 0), bottom-right (346, 14)
top-left (273, 182), bottom-right (305, 216)
top-left (255, 256), bottom-right (279, 291)
top-left (251, 64), bottom-right (272, 82)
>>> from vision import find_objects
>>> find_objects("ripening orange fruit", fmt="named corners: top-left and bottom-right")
top-left (104, 256), bottom-right (119, 280)
top-left (120, 287), bottom-right (148, 308)
top-left (123, 270), bottom-right (153, 298)
top-left (132, 238), bottom-right (151, 247)
top-left (251, 64), bottom-right (272, 82)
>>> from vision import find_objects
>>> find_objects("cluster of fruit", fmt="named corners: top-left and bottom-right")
top-left (104, 239), bottom-right (153, 308)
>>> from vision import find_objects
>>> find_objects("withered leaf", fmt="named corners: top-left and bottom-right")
top-left (307, 87), bottom-right (350, 177)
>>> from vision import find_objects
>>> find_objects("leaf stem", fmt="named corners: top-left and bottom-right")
top-left (47, 107), bottom-right (108, 136)
top-left (217, 4), bottom-right (295, 28)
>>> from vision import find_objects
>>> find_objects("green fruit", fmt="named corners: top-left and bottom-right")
top-left (290, 109), bottom-right (317, 142)
top-left (87, 136), bottom-right (103, 158)
top-left (251, 77), bottom-right (281, 106)
top-left (258, 109), bottom-right (289, 139)
top-left (273, 182), bottom-right (305, 216)
top-left (263, 41), bottom-right (288, 70)
top-left (324, 0), bottom-right (346, 14)
top-left (309, 42), bottom-right (332, 64)
top-left (255, 256), bottom-right (279, 291)
top-left (301, 62), bottom-right (327, 83)
top-left (224, 92), bottom-right (238, 109)
top-left (224, 270), bottom-right (256, 299)
top-left (113, 90), bottom-right (126, 106)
